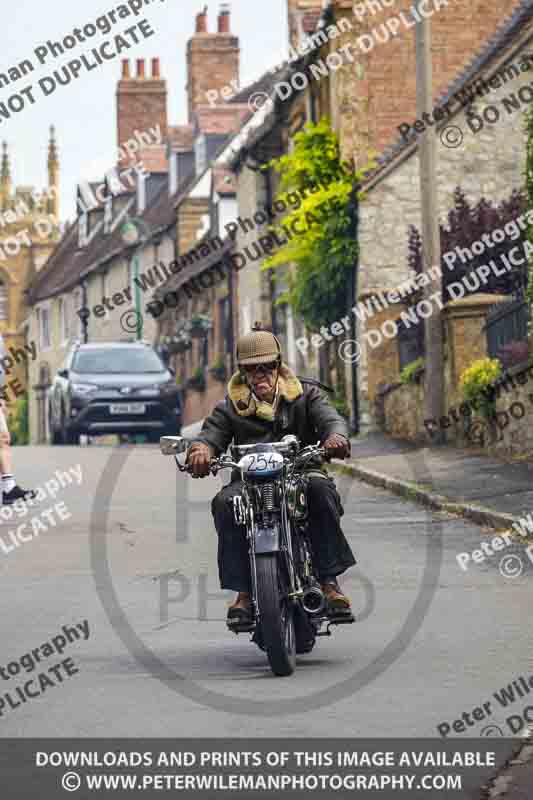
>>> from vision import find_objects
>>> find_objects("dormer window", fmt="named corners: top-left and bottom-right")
top-left (195, 134), bottom-right (207, 175)
top-left (104, 195), bottom-right (113, 234)
top-left (169, 152), bottom-right (178, 196)
top-left (79, 211), bottom-right (88, 248)
top-left (137, 169), bottom-right (146, 214)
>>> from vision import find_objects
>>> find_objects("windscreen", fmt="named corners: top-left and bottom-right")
top-left (72, 348), bottom-right (165, 374)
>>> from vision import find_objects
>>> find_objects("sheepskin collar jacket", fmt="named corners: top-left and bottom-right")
top-left (194, 364), bottom-right (349, 456)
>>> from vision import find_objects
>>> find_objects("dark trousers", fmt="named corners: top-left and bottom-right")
top-left (211, 476), bottom-right (356, 592)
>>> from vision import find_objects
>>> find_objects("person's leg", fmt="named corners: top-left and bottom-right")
top-left (0, 404), bottom-right (14, 488)
top-left (211, 481), bottom-right (251, 621)
top-left (0, 403), bottom-right (36, 503)
top-left (0, 437), bottom-right (13, 476)
top-left (305, 475), bottom-right (356, 611)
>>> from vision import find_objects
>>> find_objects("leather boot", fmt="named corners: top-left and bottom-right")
top-left (320, 580), bottom-right (352, 614)
top-left (227, 592), bottom-right (252, 624)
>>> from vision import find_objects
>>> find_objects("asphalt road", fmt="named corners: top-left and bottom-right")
top-left (0, 443), bottom-right (531, 738)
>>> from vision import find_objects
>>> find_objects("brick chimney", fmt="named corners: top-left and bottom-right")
top-left (186, 4), bottom-right (240, 123)
top-left (287, 0), bottom-right (324, 49)
top-left (116, 57), bottom-right (168, 165)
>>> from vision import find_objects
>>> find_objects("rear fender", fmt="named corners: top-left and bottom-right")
top-left (255, 522), bottom-right (280, 554)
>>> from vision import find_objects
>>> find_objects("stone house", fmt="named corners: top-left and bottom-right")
top-left (354, 0), bottom-right (533, 455)
top-left (317, 0), bottom-right (526, 426)
top-left (25, 5), bottom-right (250, 441)
top-left (197, 0), bottom-right (522, 430)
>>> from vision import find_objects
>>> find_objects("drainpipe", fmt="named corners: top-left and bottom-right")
top-left (349, 182), bottom-right (360, 435)
top-left (133, 251), bottom-right (142, 340)
top-left (227, 256), bottom-right (235, 372)
top-left (265, 168), bottom-right (277, 336)
top-left (81, 281), bottom-right (88, 343)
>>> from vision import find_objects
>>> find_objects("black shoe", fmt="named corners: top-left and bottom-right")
top-left (227, 593), bottom-right (253, 627)
top-left (3, 485), bottom-right (38, 505)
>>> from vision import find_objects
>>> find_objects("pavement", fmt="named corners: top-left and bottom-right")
top-left (341, 431), bottom-right (533, 798)
top-left (342, 431), bottom-right (533, 531)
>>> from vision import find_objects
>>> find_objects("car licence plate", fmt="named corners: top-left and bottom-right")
top-left (109, 403), bottom-right (146, 414)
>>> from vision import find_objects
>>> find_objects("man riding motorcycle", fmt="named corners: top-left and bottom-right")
top-left (186, 324), bottom-right (356, 627)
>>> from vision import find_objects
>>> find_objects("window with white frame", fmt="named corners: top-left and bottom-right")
top-left (195, 134), bottom-right (207, 176)
top-left (59, 297), bottom-right (69, 343)
top-left (79, 211), bottom-right (88, 248)
top-left (38, 304), bottom-right (51, 350)
top-left (104, 195), bottom-right (112, 234)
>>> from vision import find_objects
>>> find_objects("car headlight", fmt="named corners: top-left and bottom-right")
top-left (159, 379), bottom-right (177, 394)
top-left (71, 383), bottom-right (98, 395)
top-left (138, 384), bottom-right (161, 396)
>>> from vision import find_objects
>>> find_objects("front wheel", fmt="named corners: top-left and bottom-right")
top-left (255, 554), bottom-right (296, 677)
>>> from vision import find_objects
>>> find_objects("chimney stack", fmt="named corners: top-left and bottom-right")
top-left (287, 0), bottom-right (323, 50)
top-left (218, 3), bottom-right (231, 33)
top-left (116, 57), bottom-right (168, 166)
top-left (196, 5), bottom-right (208, 32)
top-left (187, 4), bottom-right (239, 123)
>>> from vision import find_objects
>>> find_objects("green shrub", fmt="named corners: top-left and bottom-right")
top-left (332, 396), bottom-right (350, 420)
top-left (459, 357), bottom-right (502, 418)
top-left (8, 394), bottom-right (29, 446)
top-left (399, 358), bottom-right (425, 385)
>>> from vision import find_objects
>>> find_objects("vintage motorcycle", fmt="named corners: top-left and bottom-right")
top-left (160, 434), bottom-right (354, 677)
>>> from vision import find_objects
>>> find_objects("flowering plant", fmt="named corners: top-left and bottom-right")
top-left (459, 358), bottom-right (502, 418)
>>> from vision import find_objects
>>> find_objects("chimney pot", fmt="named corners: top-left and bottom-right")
top-left (196, 5), bottom-right (208, 33)
top-left (136, 59), bottom-right (145, 79)
top-left (152, 57), bottom-right (160, 78)
top-left (121, 59), bottom-right (130, 79)
top-left (218, 3), bottom-right (230, 32)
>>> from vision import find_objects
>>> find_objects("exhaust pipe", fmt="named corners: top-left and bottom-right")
top-left (302, 586), bottom-right (326, 615)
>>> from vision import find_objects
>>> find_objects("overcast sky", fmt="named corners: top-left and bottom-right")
top-left (1, 0), bottom-right (287, 221)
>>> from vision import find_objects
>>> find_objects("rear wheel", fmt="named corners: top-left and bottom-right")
top-left (255, 554), bottom-right (296, 677)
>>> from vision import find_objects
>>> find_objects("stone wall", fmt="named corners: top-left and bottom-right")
top-left (382, 293), bottom-right (533, 458)
top-left (357, 30), bottom-right (533, 423)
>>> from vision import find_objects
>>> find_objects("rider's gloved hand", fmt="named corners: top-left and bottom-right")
top-left (186, 442), bottom-right (213, 478)
top-left (323, 434), bottom-right (350, 460)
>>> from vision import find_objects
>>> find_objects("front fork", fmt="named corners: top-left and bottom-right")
top-left (234, 491), bottom-right (298, 625)
top-left (233, 495), bottom-right (260, 622)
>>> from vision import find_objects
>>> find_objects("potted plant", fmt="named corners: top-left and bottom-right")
top-left (209, 355), bottom-right (227, 382)
top-left (189, 314), bottom-right (212, 339)
top-left (187, 366), bottom-right (206, 392)
top-left (167, 330), bottom-right (192, 354)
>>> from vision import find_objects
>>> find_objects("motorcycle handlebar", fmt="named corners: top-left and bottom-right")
top-left (179, 444), bottom-right (329, 477)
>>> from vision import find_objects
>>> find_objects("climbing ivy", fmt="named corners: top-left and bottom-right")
top-left (262, 118), bottom-right (375, 330)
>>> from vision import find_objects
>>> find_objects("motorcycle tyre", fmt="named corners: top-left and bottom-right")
top-left (255, 553), bottom-right (296, 677)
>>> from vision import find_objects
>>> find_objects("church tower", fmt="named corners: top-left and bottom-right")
top-left (0, 143), bottom-right (11, 212)
top-left (47, 126), bottom-right (59, 217)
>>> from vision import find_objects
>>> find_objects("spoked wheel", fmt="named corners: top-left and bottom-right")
top-left (255, 553), bottom-right (296, 677)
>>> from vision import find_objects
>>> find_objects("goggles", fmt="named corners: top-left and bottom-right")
top-left (242, 360), bottom-right (279, 376)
